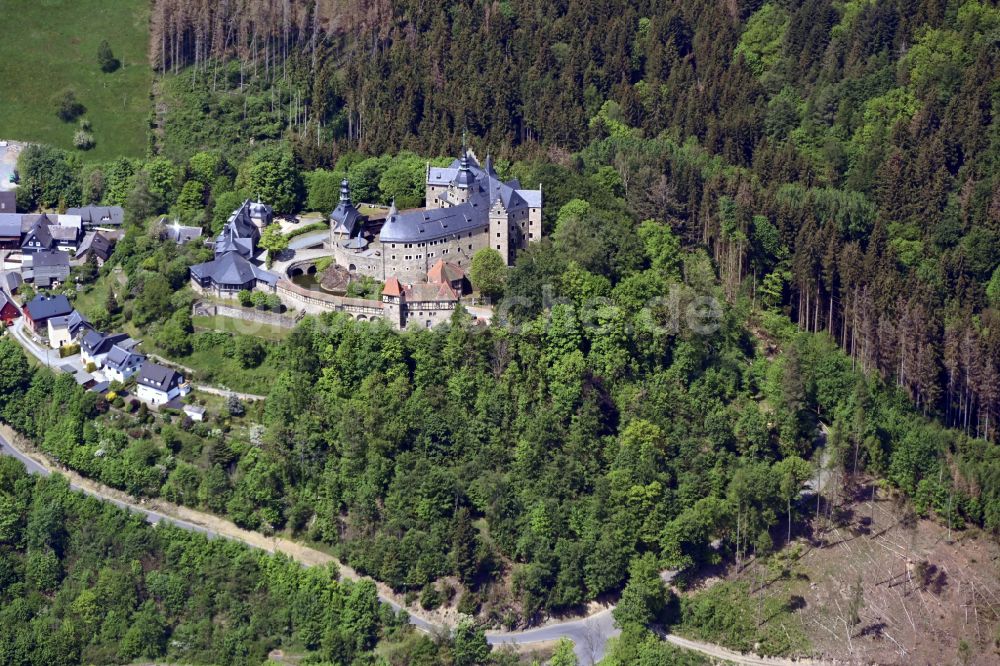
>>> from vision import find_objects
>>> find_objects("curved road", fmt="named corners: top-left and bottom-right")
top-left (0, 430), bottom-right (833, 666)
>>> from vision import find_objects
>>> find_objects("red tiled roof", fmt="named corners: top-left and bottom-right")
top-left (382, 276), bottom-right (402, 297)
top-left (427, 259), bottom-right (465, 284)
top-left (403, 281), bottom-right (459, 303)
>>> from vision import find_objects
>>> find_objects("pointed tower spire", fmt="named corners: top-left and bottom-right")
top-left (339, 178), bottom-right (352, 203)
top-left (388, 198), bottom-right (398, 218)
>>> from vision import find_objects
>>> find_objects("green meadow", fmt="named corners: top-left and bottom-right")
top-left (0, 0), bottom-right (151, 160)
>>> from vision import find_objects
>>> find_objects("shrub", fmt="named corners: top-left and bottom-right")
top-left (419, 585), bottom-right (443, 611)
top-left (58, 343), bottom-right (80, 358)
top-left (97, 40), bottom-right (120, 73)
top-left (54, 89), bottom-right (86, 122)
top-left (73, 130), bottom-right (95, 150)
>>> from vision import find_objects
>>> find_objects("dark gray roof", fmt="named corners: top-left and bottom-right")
top-left (21, 217), bottom-right (53, 248)
top-left (162, 221), bottom-right (203, 244)
top-left (90, 232), bottom-right (115, 260)
top-left (105, 344), bottom-right (145, 371)
top-left (249, 200), bottom-right (273, 223)
top-left (50, 225), bottom-right (79, 242)
top-left (1, 271), bottom-right (22, 293)
top-left (47, 310), bottom-right (90, 336)
top-left (0, 213), bottom-right (20, 237)
top-left (20, 213), bottom-right (56, 233)
top-left (0, 191), bottom-right (14, 213)
top-left (29, 250), bottom-right (69, 268)
top-left (386, 152), bottom-right (543, 245)
top-left (453, 152), bottom-right (476, 188)
top-left (66, 206), bottom-right (124, 227)
top-left (214, 228), bottom-right (254, 258)
top-left (225, 200), bottom-right (262, 240)
top-left (427, 155), bottom-right (540, 211)
top-left (25, 294), bottom-right (72, 321)
top-left (379, 202), bottom-right (487, 243)
top-left (137, 362), bottom-right (182, 390)
top-left (331, 179), bottom-right (363, 235)
top-left (81, 331), bottom-right (129, 356)
top-left (190, 252), bottom-right (279, 287)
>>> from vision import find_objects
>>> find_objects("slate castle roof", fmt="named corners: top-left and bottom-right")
top-left (330, 179), bottom-right (363, 236)
top-left (190, 251), bottom-right (279, 287)
top-left (194, 200), bottom-right (279, 289)
top-left (379, 152), bottom-right (541, 244)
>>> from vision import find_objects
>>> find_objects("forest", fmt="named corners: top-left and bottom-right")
top-left (3, 0), bottom-right (1000, 659)
top-left (0, 453), bottom-right (517, 665)
top-left (143, 0), bottom-right (1000, 442)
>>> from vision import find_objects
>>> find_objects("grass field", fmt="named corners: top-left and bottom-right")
top-left (193, 314), bottom-right (293, 342)
top-left (0, 0), bottom-right (151, 160)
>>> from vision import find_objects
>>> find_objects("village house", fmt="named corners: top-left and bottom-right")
top-left (160, 218), bottom-right (203, 245)
top-left (136, 362), bottom-right (189, 406)
top-left (80, 331), bottom-right (133, 368)
top-left (0, 291), bottom-right (20, 326)
top-left (23, 294), bottom-right (73, 333)
top-left (189, 199), bottom-right (278, 298)
top-left (20, 215), bottom-right (54, 253)
top-left (47, 310), bottom-right (91, 349)
top-left (103, 344), bottom-right (146, 384)
top-left (75, 230), bottom-right (117, 266)
top-left (66, 205), bottom-right (124, 228)
top-left (23, 250), bottom-right (70, 287)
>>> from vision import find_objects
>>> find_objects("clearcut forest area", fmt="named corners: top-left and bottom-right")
top-left (0, 0), bottom-right (998, 665)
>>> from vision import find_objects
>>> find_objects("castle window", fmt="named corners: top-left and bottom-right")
top-left (496, 233), bottom-right (501, 238)
top-left (468, 244), bottom-right (472, 250)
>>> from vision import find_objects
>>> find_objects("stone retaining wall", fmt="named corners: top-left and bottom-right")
top-left (275, 280), bottom-right (385, 320)
top-left (192, 301), bottom-right (303, 329)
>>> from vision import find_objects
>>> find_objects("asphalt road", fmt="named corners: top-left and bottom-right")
top-left (0, 429), bottom-right (616, 661)
top-left (0, 422), bottom-right (834, 665)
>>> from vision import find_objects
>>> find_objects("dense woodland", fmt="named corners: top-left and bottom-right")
top-left (3, 0), bottom-right (1000, 658)
top-left (0, 455), bottom-right (508, 665)
top-left (145, 0), bottom-right (1000, 443)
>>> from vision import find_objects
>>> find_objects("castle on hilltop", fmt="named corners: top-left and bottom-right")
top-left (329, 151), bottom-right (542, 281)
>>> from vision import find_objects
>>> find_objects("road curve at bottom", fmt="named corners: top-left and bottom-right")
top-left (0, 432), bottom-right (831, 666)
top-left (0, 431), bottom-right (616, 661)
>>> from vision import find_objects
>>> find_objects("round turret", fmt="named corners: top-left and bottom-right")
top-left (453, 152), bottom-right (476, 189)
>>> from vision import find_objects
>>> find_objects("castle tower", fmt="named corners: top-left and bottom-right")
top-left (448, 151), bottom-right (476, 205)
